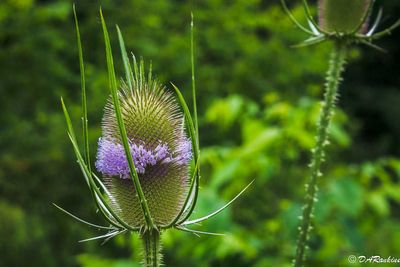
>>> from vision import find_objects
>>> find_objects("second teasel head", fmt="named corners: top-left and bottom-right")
top-left (318, 0), bottom-right (372, 34)
top-left (281, 0), bottom-right (400, 48)
top-left (95, 64), bottom-right (192, 228)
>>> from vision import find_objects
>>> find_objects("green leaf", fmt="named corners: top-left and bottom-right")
top-left (61, 98), bottom-right (136, 230)
top-left (67, 131), bottom-right (137, 230)
top-left (171, 83), bottom-right (198, 160)
top-left (171, 83), bottom-right (201, 224)
top-left (73, 4), bottom-right (91, 172)
top-left (190, 13), bottom-right (199, 145)
top-left (79, 229), bottom-right (126, 243)
top-left (99, 8), bottom-right (155, 229)
top-left (176, 226), bottom-right (225, 236)
top-left (280, 0), bottom-right (315, 35)
top-left (182, 180), bottom-right (254, 226)
top-left (116, 25), bottom-right (134, 90)
top-left (165, 159), bottom-right (199, 228)
top-left (292, 36), bottom-right (326, 48)
top-left (53, 203), bottom-right (115, 230)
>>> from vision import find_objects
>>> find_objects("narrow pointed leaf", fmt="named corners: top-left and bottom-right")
top-left (302, 0), bottom-right (328, 35)
top-left (61, 98), bottom-right (77, 148)
top-left (366, 8), bottom-right (383, 36)
top-left (308, 19), bottom-right (321, 36)
top-left (280, 0), bottom-right (315, 35)
top-left (139, 57), bottom-right (145, 87)
top-left (360, 40), bottom-right (387, 53)
top-left (100, 229), bottom-right (128, 245)
top-left (68, 132), bottom-right (138, 230)
top-left (182, 180), bottom-right (254, 226)
top-left (53, 203), bottom-right (116, 230)
top-left (100, 9), bottom-right (155, 229)
top-left (148, 60), bottom-right (153, 86)
top-left (93, 172), bottom-right (112, 197)
top-left (190, 13), bottom-right (199, 145)
top-left (171, 83), bottom-right (198, 159)
top-left (131, 53), bottom-right (139, 86)
top-left (292, 36), bottom-right (326, 48)
top-left (73, 5), bottom-right (91, 171)
top-left (61, 97), bottom-right (90, 191)
top-left (369, 19), bottom-right (400, 40)
top-left (176, 226), bottom-right (225, 236)
top-left (61, 99), bottom-right (128, 229)
top-left (79, 230), bottom-right (124, 243)
top-left (165, 159), bottom-right (199, 228)
top-left (171, 83), bottom-right (200, 223)
top-left (116, 25), bottom-right (134, 89)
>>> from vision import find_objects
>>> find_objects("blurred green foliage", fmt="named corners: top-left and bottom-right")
top-left (0, 0), bottom-right (399, 266)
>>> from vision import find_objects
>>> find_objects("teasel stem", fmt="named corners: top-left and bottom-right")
top-left (294, 42), bottom-right (347, 267)
top-left (141, 229), bottom-right (161, 267)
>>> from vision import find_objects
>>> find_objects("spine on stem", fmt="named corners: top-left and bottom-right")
top-left (294, 43), bottom-right (347, 267)
top-left (141, 229), bottom-right (162, 267)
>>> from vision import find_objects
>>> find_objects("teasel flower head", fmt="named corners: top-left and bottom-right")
top-left (280, 0), bottom-right (400, 50)
top-left (95, 75), bottom-right (193, 228)
top-left (56, 9), bottom-right (253, 261)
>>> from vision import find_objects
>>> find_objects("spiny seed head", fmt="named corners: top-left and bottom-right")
top-left (319, 0), bottom-right (371, 34)
top-left (95, 71), bottom-right (192, 228)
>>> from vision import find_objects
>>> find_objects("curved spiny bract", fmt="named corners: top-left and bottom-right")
top-left (97, 78), bottom-right (192, 229)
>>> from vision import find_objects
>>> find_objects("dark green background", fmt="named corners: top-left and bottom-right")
top-left (1, 0), bottom-right (399, 266)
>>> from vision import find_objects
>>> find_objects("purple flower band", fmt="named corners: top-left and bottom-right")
top-left (95, 138), bottom-right (192, 179)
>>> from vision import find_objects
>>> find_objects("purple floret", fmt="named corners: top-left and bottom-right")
top-left (95, 138), bottom-right (171, 179)
top-left (95, 138), bottom-right (130, 178)
top-left (95, 137), bottom-right (192, 179)
top-left (174, 137), bottom-right (193, 164)
top-left (154, 143), bottom-right (170, 161)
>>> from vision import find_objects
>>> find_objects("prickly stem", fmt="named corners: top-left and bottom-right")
top-left (293, 42), bottom-right (347, 267)
top-left (141, 228), bottom-right (162, 267)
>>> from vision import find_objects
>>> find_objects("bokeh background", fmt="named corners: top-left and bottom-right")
top-left (1, 0), bottom-right (400, 266)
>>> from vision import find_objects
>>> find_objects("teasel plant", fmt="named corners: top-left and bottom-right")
top-left (55, 5), bottom-right (252, 267)
top-left (280, 1), bottom-right (400, 266)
